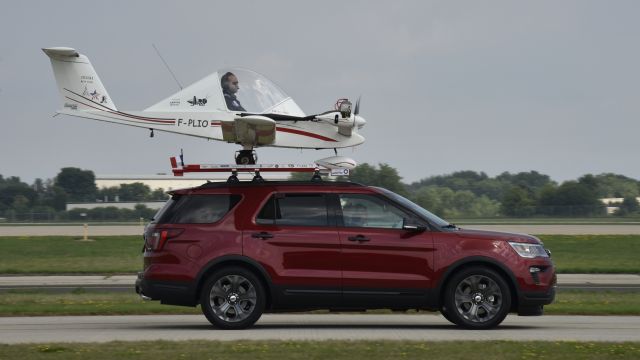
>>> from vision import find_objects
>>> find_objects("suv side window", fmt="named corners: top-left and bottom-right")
top-left (159, 194), bottom-right (241, 224)
top-left (339, 194), bottom-right (409, 229)
top-left (256, 194), bottom-right (329, 227)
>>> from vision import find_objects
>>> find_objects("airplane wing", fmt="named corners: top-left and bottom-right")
top-left (221, 115), bottom-right (276, 146)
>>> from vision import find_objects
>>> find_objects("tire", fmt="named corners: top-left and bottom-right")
top-left (439, 307), bottom-right (457, 325)
top-left (442, 266), bottom-right (511, 329)
top-left (235, 151), bottom-right (256, 165)
top-left (200, 267), bottom-right (265, 330)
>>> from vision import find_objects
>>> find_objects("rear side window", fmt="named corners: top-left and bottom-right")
top-left (151, 198), bottom-right (175, 222)
top-left (158, 194), bottom-right (241, 224)
top-left (256, 194), bottom-right (328, 226)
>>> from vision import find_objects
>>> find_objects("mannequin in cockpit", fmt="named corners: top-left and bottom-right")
top-left (221, 72), bottom-right (246, 112)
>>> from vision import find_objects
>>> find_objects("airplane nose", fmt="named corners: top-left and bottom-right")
top-left (355, 115), bottom-right (366, 129)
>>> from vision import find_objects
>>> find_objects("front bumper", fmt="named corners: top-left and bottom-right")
top-left (517, 285), bottom-right (556, 316)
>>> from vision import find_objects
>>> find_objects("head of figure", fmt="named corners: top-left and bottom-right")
top-left (221, 72), bottom-right (239, 94)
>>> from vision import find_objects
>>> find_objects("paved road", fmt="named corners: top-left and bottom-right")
top-left (2, 224), bottom-right (640, 236)
top-left (0, 314), bottom-right (638, 344)
top-left (2, 274), bottom-right (639, 292)
top-left (1, 274), bottom-right (639, 294)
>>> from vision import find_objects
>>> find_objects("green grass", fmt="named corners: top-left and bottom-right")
top-left (452, 217), bottom-right (640, 225)
top-left (0, 290), bottom-right (198, 316)
top-left (0, 289), bottom-right (637, 317)
top-left (0, 235), bottom-right (638, 274)
top-left (546, 290), bottom-right (640, 315)
top-left (539, 235), bottom-right (640, 273)
top-left (0, 340), bottom-right (638, 360)
top-left (0, 236), bottom-right (142, 274)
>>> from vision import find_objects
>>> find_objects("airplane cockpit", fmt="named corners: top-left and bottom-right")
top-left (217, 68), bottom-right (305, 116)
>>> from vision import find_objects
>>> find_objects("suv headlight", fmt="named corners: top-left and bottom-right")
top-left (508, 242), bottom-right (549, 258)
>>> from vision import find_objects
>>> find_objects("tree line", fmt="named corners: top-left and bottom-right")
top-left (2, 165), bottom-right (640, 222)
top-left (291, 164), bottom-right (640, 218)
top-left (0, 167), bottom-right (167, 222)
top-left (346, 164), bottom-right (640, 218)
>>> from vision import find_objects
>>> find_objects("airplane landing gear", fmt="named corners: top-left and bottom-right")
top-left (235, 150), bottom-right (257, 165)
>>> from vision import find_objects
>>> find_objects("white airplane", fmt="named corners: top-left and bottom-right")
top-left (42, 47), bottom-right (366, 167)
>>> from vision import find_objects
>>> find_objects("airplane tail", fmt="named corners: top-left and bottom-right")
top-left (42, 47), bottom-right (117, 111)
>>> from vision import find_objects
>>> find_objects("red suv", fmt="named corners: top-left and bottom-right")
top-left (136, 181), bottom-right (555, 329)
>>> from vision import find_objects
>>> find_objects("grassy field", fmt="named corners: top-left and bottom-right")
top-left (0, 289), bottom-right (637, 317)
top-left (453, 217), bottom-right (640, 225)
top-left (0, 340), bottom-right (638, 360)
top-left (0, 236), bottom-right (141, 274)
top-left (538, 235), bottom-right (640, 273)
top-left (1, 235), bottom-right (639, 274)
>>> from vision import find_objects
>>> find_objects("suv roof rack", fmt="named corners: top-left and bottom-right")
top-left (196, 180), bottom-right (364, 189)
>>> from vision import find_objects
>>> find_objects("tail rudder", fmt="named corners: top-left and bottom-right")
top-left (42, 47), bottom-right (117, 111)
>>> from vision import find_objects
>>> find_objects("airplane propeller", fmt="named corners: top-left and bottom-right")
top-left (353, 96), bottom-right (366, 130)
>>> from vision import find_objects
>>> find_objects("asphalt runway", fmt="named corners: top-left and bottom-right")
top-left (1, 314), bottom-right (638, 344)
top-left (2, 224), bottom-right (640, 236)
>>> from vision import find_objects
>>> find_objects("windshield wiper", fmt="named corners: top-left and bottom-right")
top-left (441, 223), bottom-right (458, 229)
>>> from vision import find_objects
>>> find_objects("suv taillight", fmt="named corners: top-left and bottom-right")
top-left (149, 228), bottom-right (184, 251)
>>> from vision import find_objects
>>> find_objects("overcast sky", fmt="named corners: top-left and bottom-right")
top-left (1, 0), bottom-right (639, 184)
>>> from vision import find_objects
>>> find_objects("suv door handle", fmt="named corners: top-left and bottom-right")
top-left (348, 235), bottom-right (370, 242)
top-left (252, 232), bottom-right (274, 240)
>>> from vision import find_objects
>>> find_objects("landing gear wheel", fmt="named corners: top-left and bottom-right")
top-left (442, 266), bottom-right (511, 329)
top-left (235, 150), bottom-right (256, 165)
top-left (200, 267), bottom-right (265, 330)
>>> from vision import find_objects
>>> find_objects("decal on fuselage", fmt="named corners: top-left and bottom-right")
top-left (176, 118), bottom-right (212, 128)
top-left (82, 86), bottom-right (108, 104)
top-left (80, 75), bottom-right (94, 84)
top-left (187, 96), bottom-right (207, 106)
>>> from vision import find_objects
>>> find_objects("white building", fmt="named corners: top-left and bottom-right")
top-left (600, 197), bottom-right (640, 214)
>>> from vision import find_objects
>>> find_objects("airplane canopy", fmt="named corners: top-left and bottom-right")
top-left (219, 68), bottom-right (305, 116)
top-left (145, 67), bottom-right (305, 116)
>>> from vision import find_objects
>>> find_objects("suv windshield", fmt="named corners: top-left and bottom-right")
top-left (375, 187), bottom-right (450, 229)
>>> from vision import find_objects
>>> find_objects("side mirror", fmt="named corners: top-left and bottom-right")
top-left (402, 218), bottom-right (427, 232)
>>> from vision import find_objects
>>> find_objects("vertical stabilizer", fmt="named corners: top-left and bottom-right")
top-left (42, 47), bottom-right (117, 111)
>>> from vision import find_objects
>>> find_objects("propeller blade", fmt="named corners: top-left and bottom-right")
top-left (354, 96), bottom-right (361, 116)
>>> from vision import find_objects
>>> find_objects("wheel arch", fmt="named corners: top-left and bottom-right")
top-left (434, 256), bottom-right (520, 311)
top-left (195, 255), bottom-right (274, 309)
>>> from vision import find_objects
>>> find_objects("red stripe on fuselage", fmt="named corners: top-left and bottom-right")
top-left (64, 88), bottom-right (175, 123)
top-left (65, 97), bottom-right (175, 125)
top-left (276, 127), bottom-right (337, 142)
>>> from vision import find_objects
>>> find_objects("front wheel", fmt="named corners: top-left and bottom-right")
top-left (200, 267), bottom-right (265, 330)
top-left (442, 266), bottom-right (511, 329)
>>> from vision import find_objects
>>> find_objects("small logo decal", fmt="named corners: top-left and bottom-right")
top-left (187, 96), bottom-right (208, 106)
top-left (82, 86), bottom-right (108, 104)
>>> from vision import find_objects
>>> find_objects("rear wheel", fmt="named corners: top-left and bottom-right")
top-left (442, 266), bottom-right (511, 329)
top-left (200, 267), bottom-right (265, 330)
